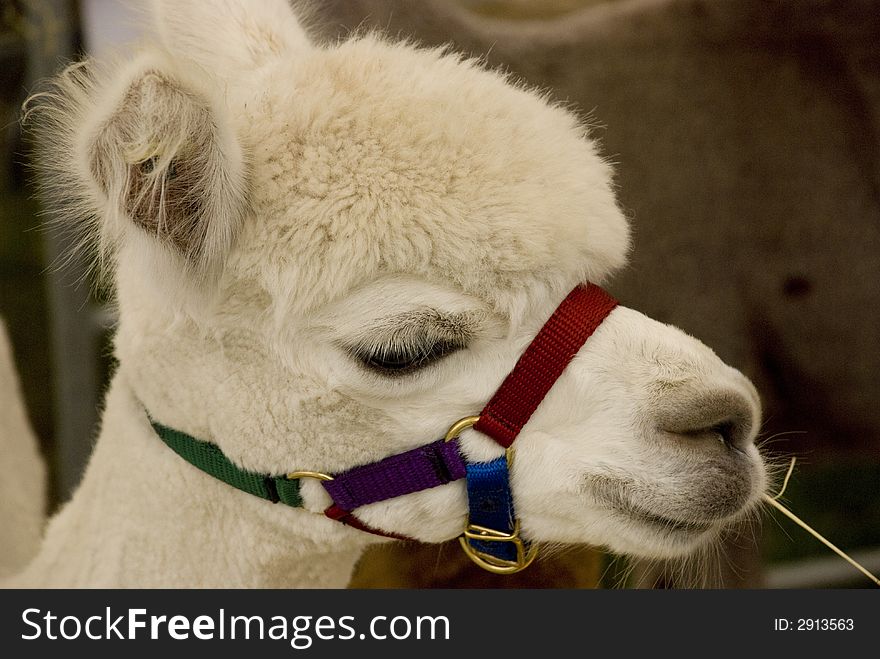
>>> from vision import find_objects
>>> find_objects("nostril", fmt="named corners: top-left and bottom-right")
top-left (655, 389), bottom-right (757, 453)
top-left (674, 420), bottom-right (748, 455)
top-left (711, 421), bottom-right (733, 445)
top-left (704, 421), bottom-right (743, 453)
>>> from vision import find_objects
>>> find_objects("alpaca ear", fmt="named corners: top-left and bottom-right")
top-left (86, 56), bottom-right (246, 270)
top-left (151, 0), bottom-right (311, 75)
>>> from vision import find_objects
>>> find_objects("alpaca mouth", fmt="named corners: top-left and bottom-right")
top-left (615, 504), bottom-right (717, 536)
top-left (585, 476), bottom-right (721, 537)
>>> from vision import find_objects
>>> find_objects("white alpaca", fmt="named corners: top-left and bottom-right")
top-left (4, 0), bottom-right (766, 588)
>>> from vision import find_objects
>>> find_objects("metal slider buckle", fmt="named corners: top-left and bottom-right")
top-left (459, 520), bottom-right (539, 575)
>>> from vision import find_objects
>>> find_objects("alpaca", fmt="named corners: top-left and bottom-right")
top-left (4, 0), bottom-right (766, 588)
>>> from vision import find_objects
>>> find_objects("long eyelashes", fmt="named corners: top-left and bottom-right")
top-left (341, 308), bottom-right (479, 378)
top-left (350, 339), bottom-right (465, 377)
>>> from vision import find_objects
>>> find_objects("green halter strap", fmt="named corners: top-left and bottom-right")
top-left (151, 419), bottom-right (304, 507)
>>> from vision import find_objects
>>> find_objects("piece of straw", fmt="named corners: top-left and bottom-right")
top-left (764, 457), bottom-right (880, 588)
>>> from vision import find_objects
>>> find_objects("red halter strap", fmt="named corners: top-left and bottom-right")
top-left (473, 283), bottom-right (618, 448)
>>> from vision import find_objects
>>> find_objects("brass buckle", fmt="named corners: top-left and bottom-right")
top-left (459, 520), bottom-right (538, 574)
top-left (444, 415), bottom-right (539, 575)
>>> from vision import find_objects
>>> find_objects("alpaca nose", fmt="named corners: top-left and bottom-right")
top-left (653, 384), bottom-right (759, 453)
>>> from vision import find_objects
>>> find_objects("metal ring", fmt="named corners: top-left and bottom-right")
top-left (286, 470), bottom-right (334, 482)
top-left (444, 415), bottom-right (480, 442)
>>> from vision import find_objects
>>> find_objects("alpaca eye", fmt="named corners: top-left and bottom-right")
top-left (356, 340), bottom-right (463, 376)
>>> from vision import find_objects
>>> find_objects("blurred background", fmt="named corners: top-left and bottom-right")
top-left (1, 0), bottom-right (877, 588)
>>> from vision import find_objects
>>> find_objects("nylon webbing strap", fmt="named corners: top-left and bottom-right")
top-left (324, 504), bottom-right (413, 541)
top-left (150, 416), bottom-right (470, 542)
top-left (149, 416), bottom-right (469, 541)
top-left (150, 420), bottom-right (303, 508)
top-left (322, 438), bottom-right (467, 511)
top-left (474, 284), bottom-right (618, 448)
top-left (464, 456), bottom-right (519, 562)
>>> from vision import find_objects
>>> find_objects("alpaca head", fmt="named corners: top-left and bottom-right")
top-left (35, 0), bottom-right (765, 561)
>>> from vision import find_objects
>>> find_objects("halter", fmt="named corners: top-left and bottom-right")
top-left (149, 283), bottom-right (618, 574)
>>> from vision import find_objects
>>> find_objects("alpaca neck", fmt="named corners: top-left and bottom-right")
top-left (11, 372), bottom-right (372, 588)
